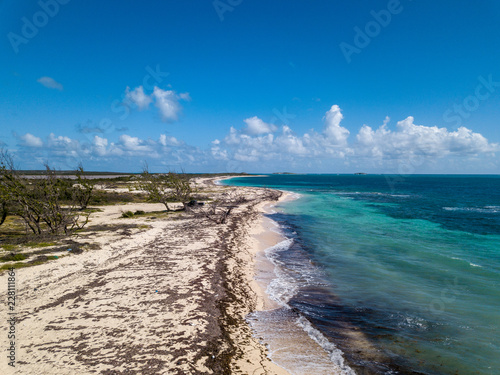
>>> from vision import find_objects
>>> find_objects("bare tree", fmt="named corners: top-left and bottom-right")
top-left (0, 150), bottom-right (8, 226)
top-left (0, 151), bottom-right (91, 235)
top-left (139, 165), bottom-right (194, 211)
top-left (0, 150), bottom-right (42, 234)
top-left (196, 189), bottom-right (246, 224)
top-left (73, 163), bottom-right (94, 210)
top-left (167, 171), bottom-right (194, 211)
top-left (38, 164), bottom-right (91, 235)
top-left (0, 179), bottom-right (8, 227)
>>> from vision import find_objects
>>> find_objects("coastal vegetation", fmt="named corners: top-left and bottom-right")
top-left (0, 151), bottom-right (92, 236)
top-left (0, 150), bottom-right (253, 274)
top-left (139, 165), bottom-right (194, 211)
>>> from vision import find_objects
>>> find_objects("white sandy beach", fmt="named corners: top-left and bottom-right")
top-left (0, 177), bottom-right (292, 374)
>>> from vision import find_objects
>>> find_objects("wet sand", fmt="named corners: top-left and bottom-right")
top-left (245, 194), bottom-right (348, 375)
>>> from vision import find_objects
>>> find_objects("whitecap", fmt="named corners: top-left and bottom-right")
top-left (296, 316), bottom-right (357, 375)
top-left (443, 206), bottom-right (500, 214)
top-left (449, 256), bottom-right (482, 268)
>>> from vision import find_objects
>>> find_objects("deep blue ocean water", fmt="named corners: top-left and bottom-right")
top-left (224, 175), bottom-right (500, 375)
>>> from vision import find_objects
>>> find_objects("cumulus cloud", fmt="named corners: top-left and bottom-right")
top-left (221, 106), bottom-right (352, 162)
top-left (20, 133), bottom-right (43, 147)
top-left (8, 105), bottom-right (498, 173)
top-left (87, 133), bottom-right (201, 164)
top-left (356, 116), bottom-right (498, 158)
top-left (125, 86), bottom-right (152, 110)
top-left (323, 105), bottom-right (350, 145)
top-left (118, 134), bottom-right (150, 152)
top-left (123, 86), bottom-right (191, 122)
top-left (243, 116), bottom-right (278, 135)
top-left (210, 138), bottom-right (228, 160)
top-left (275, 126), bottom-right (308, 155)
top-left (93, 136), bottom-right (108, 157)
top-left (216, 105), bottom-right (498, 168)
top-left (159, 134), bottom-right (180, 147)
top-left (121, 86), bottom-right (190, 122)
top-left (37, 76), bottom-right (63, 91)
top-left (47, 133), bottom-right (82, 158)
top-left (152, 87), bottom-right (183, 121)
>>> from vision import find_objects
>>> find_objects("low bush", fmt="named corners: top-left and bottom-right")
top-left (121, 211), bottom-right (134, 218)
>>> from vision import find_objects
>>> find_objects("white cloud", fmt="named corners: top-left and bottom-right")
top-left (356, 116), bottom-right (498, 159)
top-left (93, 136), bottom-right (108, 157)
top-left (20, 133), bottom-right (43, 147)
top-left (152, 87), bottom-right (183, 122)
top-left (224, 127), bottom-right (241, 145)
top-left (118, 134), bottom-right (153, 153)
top-left (8, 105), bottom-right (498, 173)
top-left (179, 92), bottom-right (191, 101)
top-left (243, 116), bottom-right (278, 135)
top-left (275, 126), bottom-right (308, 155)
top-left (121, 86), bottom-right (190, 122)
top-left (216, 106), bottom-right (498, 169)
top-left (220, 106), bottom-right (352, 162)
top-left (323, 105), bottom-right (350, 145)
top-left (210, 138), bottom-right (229, 160)
top-left (48, 134), bottom-right (72, 147)
top-left (159, 134), bottom-right (180, 146)
top-left (87, 133), bottom-right (201, 163)
top-left (125, 86), bottom-right (152, 110)
top-left (47, 133), bottom-right (82, 158)
top-left (37, 76), bottom-right (63, 91)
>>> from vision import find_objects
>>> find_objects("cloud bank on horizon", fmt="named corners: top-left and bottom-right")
top-left (12, 104), bottom-right (498, 174)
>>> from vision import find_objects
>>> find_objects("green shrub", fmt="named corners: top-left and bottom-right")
top-left (121, 211), bottom-right (134, 218)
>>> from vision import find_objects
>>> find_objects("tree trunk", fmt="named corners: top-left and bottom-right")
top-left (0, 203), bottom-right (7, 226)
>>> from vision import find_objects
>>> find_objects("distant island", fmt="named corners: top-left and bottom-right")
top-left (354, 172), bottom-right (367, 175)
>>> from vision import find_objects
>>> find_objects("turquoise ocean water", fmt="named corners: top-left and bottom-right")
top-left (224, 175), bottom-right (500, 375)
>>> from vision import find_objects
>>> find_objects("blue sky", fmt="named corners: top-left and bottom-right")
top-left (1, 0), bottom-right (499, 173)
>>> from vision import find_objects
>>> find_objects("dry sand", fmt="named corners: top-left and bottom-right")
top-left (0, 177), bottom-right (291, 374)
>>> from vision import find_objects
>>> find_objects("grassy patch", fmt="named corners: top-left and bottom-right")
top-left (0, 255), bottom-right (59, 270)
top-left (78, 223), bottom-right (140, 233)
top-left (144, 210), bottom-right (174, 220)
top-left (0, 253), bottom-right (27, 262)
top-left (25, 241), bottom-right (56, 248)
top-left (1, 244), bottom-right (17, 251)
top-left (1, 262), bottom-right (28, 270)
top-left (0, 215), bottom-right (26, 234)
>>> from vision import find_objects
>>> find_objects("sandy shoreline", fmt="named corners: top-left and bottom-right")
top-left (0, 177), bottom-right (292, 374)
top-left (243, 189), bottom-right (350, 375)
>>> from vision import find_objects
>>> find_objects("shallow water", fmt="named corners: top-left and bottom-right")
top-left (226, 175), bottom-right (500, 375)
